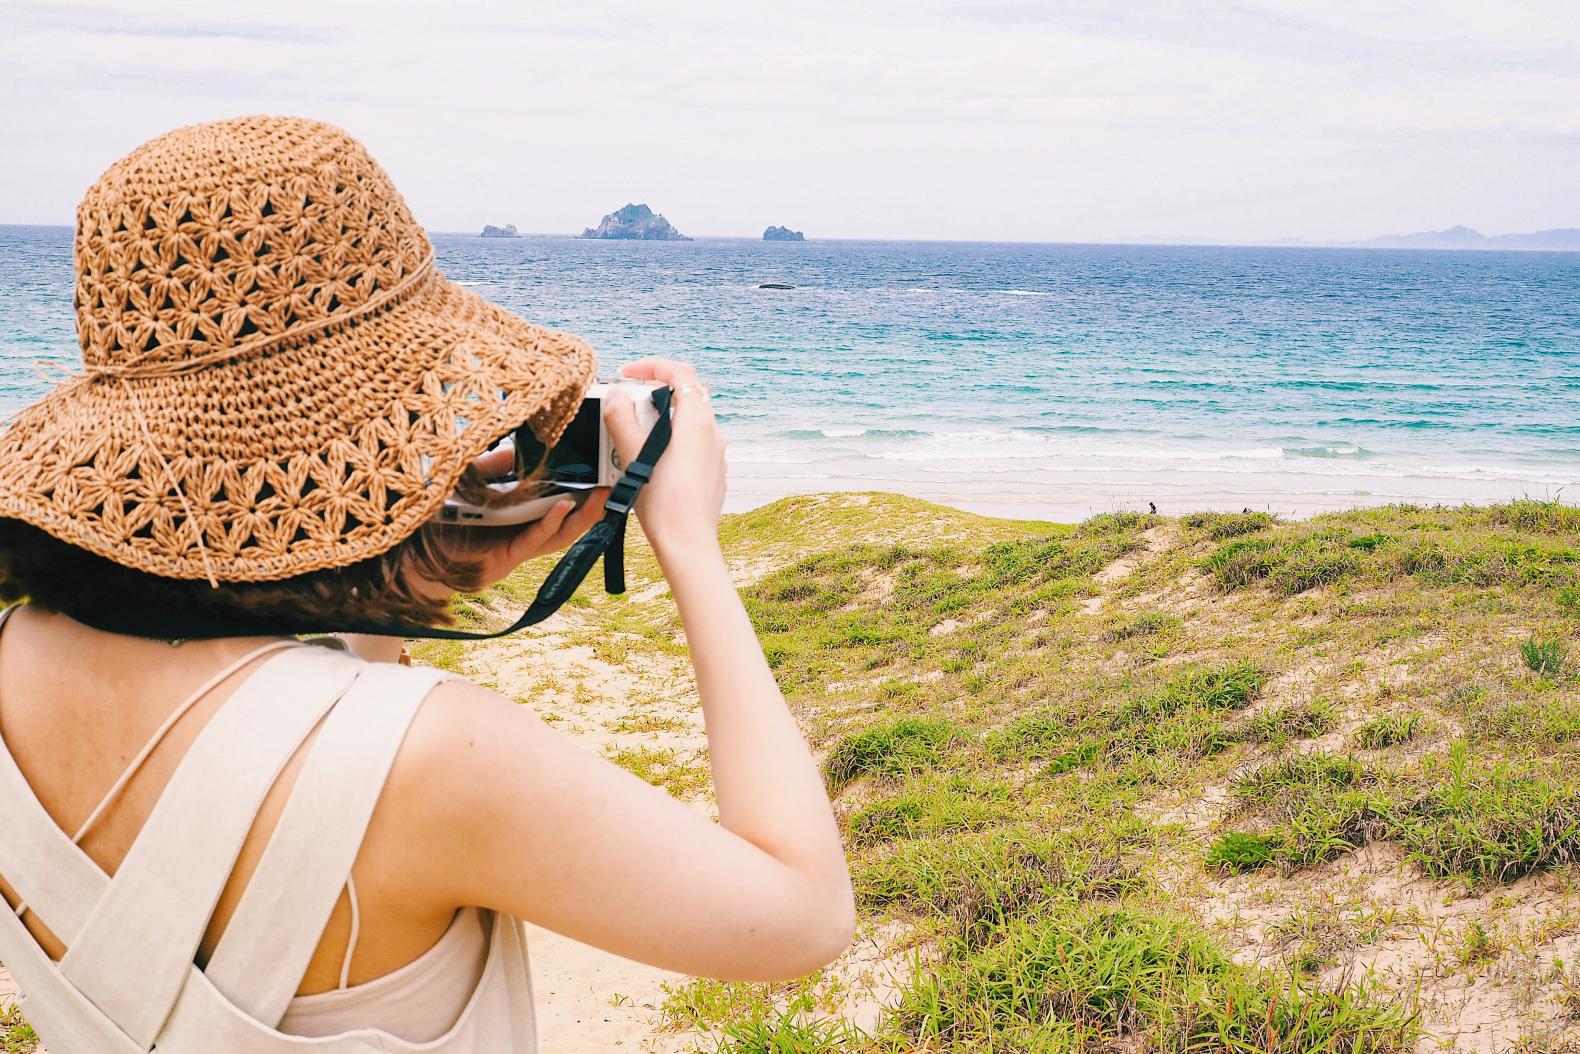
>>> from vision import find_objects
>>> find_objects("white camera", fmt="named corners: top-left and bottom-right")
top-left (432, 378), bottom-right (664, 526)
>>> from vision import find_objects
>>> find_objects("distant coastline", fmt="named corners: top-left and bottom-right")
top-left (1350, 225), bottom-right (1580, 252)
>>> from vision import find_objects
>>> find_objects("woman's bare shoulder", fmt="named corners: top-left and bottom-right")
top-left (354, 675), bottom-right (545, 903)
top-left (383, 676), bottom-right (554, 811)
top-left (408, 673), bottom-right (556, 748)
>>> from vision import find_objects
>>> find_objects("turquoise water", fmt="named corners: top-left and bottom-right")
top-left (4, 224), bottom-right (1578, 518)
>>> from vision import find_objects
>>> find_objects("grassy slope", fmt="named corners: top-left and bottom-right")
top-left (431, 492), bottom-right (1580, 1053)
top-left (9, 494), bottom-right (1574, 1052)
top-left (694, 495), bottom-right (1579, 1052)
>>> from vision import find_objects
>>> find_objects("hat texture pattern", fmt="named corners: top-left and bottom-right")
top-left (0, 116), bottom-right (596, 582)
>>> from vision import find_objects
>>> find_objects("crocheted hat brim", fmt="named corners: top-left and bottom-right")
top-left (0, 270), bottom-right (596, 582)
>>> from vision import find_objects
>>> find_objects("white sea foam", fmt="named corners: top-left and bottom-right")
top-left (731, 471), bottom-right (833, 480)
top-left (726, 445), bottom-right (816, 465)
top-left (1285, 444), bottom-right (1369, 459)
top-left (746, 425), bottom-right (1578, 488)
top-left (866, 429), bottom-right (1287, 466)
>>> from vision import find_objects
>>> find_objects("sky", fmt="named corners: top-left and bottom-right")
top-left (2, 0), bottom-right (1578, 243)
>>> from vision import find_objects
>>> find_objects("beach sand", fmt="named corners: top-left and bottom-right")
top-left (526, 926), bottom-right (688, 1052)
top-left (724, 460), bottom-right (1578, 525)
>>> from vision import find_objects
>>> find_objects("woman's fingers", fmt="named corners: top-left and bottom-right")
top-left (505, 498), bottom-right (576, 564)
top-left (548, 489), bottom-right (609, 548)
top-left (602, 387), bottom-right (644, 466)
top-left (505, 489), bottom-right (609, 564)
top-left (604, 359), bottom-right (727, 545)
top-left (615, 358), bottom-right (666, 380)
top-left (473, 446), bottom-right (516, 478)
top-left (618, 358), bottom-right (700, 388)
top-left (617, 359), bottom-right (715, 437)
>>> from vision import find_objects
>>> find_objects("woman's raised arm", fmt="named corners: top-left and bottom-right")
top-left (388, 359), bottom-right (853, 980)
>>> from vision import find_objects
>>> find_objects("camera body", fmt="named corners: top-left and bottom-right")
top-left (432, 378), bottom-right (664, 527)
top-left (514, 378), bottom-right (663, 488)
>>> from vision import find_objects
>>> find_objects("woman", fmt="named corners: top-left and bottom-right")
top-left (0, 116), bottom-right (853, 1051)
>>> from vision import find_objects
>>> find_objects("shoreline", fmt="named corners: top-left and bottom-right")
top-left (722, 467), bottom-right (1580, 524)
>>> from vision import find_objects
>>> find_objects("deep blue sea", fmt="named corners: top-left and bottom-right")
top-left (4, 224), bottom-right (1578, 519)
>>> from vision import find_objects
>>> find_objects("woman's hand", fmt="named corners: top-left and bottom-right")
top-left (412, 445), bottom-right (611, 599)
top-left (342, 461), bottom-right (608, 664)
top-left (466, 487), bottom-right (610, 590)
top-left (601, 358), bottom-right (726, 552)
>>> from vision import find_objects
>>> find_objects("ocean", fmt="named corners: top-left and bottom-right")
top-left (3, 224), bottom-right (1578, 520)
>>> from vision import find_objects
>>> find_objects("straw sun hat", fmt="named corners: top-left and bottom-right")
top-left (0, 116), bottom-right (596, 585)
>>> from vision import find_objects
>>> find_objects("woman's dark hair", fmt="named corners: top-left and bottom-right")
top-left (0, 515), bottom-right (492, 638)
top-left (0, 452), bottom-right (549, 638)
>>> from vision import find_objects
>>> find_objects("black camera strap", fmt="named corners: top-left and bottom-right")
top-left (364, 385), bottom-right (674, 640)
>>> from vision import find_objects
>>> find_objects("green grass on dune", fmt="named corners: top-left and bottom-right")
top-left (1196, 501), bottom-right (1580, 602)
top-left (0, 1000), bottom-right (37, 1054)
top-left (455, 493), bottom-right (1580, 1051)
top-left (881, 908), bottom-right (1416, 1054)
top-left (743, 514), bottom-right (1137, 693)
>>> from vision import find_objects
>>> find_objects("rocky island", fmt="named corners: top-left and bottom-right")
top-left (480, 224), bottom-right (521, 238)
top-left (581, 204), bottom-right (691, 241)
top-left (763, 225), bottom-right (805, 241)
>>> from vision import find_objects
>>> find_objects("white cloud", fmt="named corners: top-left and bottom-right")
top-left (2, 0), bottom-right (1576, 242)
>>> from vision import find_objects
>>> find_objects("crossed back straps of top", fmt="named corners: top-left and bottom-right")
top-left (0, 618), bottom-right (456, 1050)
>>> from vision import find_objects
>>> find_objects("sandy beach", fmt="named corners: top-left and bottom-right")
top-left (723, 460), bottom-right (1580, 525)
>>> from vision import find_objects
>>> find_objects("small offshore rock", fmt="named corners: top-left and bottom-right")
top-left (581, 204), bottom-right (692, 240)
top-left (763, 225), bottom-right (805, 241)
top-left (480, 223), bottom-right (521, 238)
top-left (757, 283), bottom-right (797, 290)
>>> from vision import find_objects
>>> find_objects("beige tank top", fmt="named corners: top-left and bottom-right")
top-left (0, 608), bottom-right (540, 1052)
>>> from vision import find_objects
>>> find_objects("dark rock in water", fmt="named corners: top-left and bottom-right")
top-left (757, 283), bottom-right (797, 290)
top-left (480, 224), bottom-right (521, 238)
top-left (763, 225), bottom-right (805, 241)
top-left (581, 204), bottom-right (692, 240)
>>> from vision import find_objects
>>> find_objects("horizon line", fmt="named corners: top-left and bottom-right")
top-left (3, 221), bottom-right (1579, 255)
